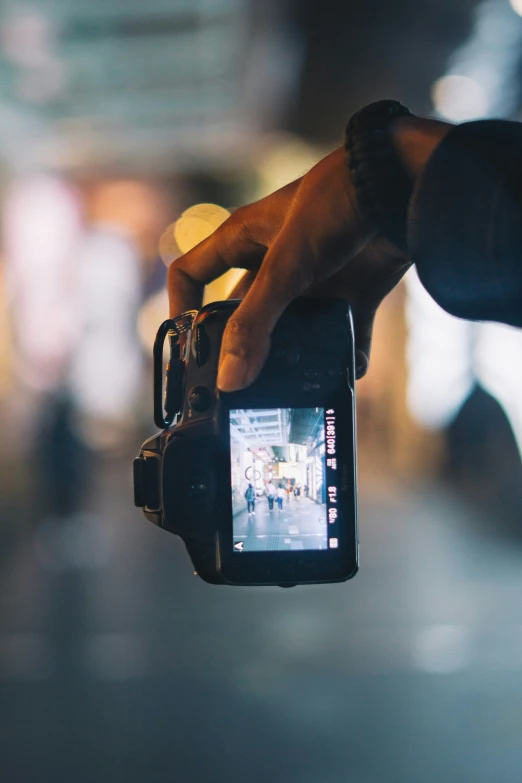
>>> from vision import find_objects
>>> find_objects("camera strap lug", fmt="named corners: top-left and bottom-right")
top-left (153, 310), bottom-right (197, 429)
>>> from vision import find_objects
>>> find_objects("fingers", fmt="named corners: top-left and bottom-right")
top-left (219, 237), bottom-right (408, 385)
top-left (223, 269), bottom-right (375, 384)
top-left (167, 179), bottom-right (301, 318)
top-left (347, 238), bottom-right (411, 378)
top-left (215, 152), bottom-right (373, 393)
top-left (220, 277), bottom-right (376, 388)
top-left (167, 147), bottom-right (380, 391)
top-left (217, 235), bottom-right (314, 391)
top-left (167, 213), bottom-right (263, 317)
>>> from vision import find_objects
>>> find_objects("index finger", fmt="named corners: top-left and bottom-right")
top-left (167, 179), bottom-right (301, 317)
top-left (167, 233), bottom-right (232, 318)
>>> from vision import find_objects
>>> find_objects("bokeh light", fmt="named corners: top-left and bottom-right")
top-left (509, 0), bottom-right (522, 18)
top-left (432, 74), bottom-right (488, 121)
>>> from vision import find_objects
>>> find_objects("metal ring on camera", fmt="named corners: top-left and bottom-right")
top-left (153, 310), bottom-right (198, 429)
top-left (167, 309), bottom-right (198, 339)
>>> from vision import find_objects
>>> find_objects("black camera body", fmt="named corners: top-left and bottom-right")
top-left (134, 298), bottom-right (358, 587)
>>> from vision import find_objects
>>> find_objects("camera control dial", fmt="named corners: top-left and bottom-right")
top-left (188, 386), bottom-right (212, 412)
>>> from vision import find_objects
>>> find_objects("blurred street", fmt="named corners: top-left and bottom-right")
top-left (233, 495), bottom-right (328, 551)
top-left (3, 0), bottom-right (522, 780)
top-left (2, 455), bottom-right (522, 783)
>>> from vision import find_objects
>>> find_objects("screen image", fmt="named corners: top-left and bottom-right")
top-left (230, 407), bottom-right (339, 553)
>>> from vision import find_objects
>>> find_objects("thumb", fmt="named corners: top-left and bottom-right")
top-left (217, 308), bottom-right (272, 392)
top-left (217, 241), bottom-right (312, 392)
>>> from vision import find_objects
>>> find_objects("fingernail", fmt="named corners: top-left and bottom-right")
top-left (217, 354), bottom-right (249, 392)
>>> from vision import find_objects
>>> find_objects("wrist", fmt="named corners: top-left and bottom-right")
top-left (389, 116), bottom-right (452, 182)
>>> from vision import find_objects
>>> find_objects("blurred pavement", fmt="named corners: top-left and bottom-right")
top-left (2, 456), bottom-right (522, 783)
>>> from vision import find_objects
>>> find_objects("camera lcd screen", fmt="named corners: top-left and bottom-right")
top-left (230, 407), bottom-right (340, 553)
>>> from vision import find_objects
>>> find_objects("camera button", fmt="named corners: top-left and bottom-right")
top-left (195, 324), bottom-right (210, 366)
top-left (188, 386), bottom-right (212, 412)
top-left (304, 369), bottom-right (319, 380)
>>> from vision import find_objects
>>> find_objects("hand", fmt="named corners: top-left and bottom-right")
top-left (228, 235), bottom-right (411, 380)
top-left (168, 119), bottom-right (448, 392)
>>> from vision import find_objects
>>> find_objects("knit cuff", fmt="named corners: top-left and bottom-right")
top-left (345, 100), bottom-right (414, 251)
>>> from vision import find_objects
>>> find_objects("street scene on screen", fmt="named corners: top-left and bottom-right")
top-left (230, 408), bottom-right (328, 552)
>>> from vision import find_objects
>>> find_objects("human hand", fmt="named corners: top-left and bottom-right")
top-left (228, 235), bottom-right (411, 381)
top-left (167, 139), bottom-right (423, 392)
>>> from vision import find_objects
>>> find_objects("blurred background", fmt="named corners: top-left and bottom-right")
top-left (2, 0), bottom-right (522, 781)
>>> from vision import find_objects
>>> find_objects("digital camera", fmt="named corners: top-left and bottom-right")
top-left (133, 297), bottom-right (358, 587)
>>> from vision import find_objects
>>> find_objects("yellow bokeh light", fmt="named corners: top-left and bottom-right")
top-left (174, 203), bottom-right (231, 254)
top-left (159, 203), bottom-right (245, 305)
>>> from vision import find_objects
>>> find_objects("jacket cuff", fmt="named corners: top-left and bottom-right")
top-left (407, 119), bottom-right (522, 326)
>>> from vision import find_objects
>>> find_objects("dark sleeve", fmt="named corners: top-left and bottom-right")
top-left (407, 119), bottom-right (522, 327)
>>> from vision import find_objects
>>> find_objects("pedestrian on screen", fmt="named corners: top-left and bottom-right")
top-left (266, 482), bottom-right (276, 511)
top-left (245, 483), bottom-right (256, 515)
top-left (276, 484), bottom-right (285, 511)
